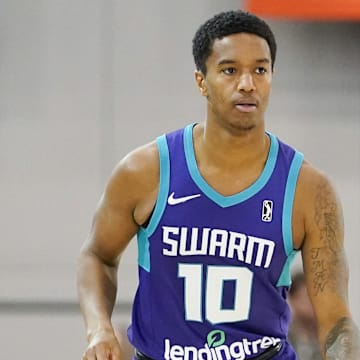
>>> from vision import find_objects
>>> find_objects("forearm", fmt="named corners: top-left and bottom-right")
top-left (77, 250), bottom-right (118, 341)
top-left (324, 317), bottom-right (360, 360)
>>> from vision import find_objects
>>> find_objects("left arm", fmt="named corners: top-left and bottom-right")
top-left (297, 163), bottom-right (360, 359)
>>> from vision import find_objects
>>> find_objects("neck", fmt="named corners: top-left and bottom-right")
top-left (195, 121), bottom-right (269, 168)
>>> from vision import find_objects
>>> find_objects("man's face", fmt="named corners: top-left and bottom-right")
top-left (196, 32), bottom-right (273, 132)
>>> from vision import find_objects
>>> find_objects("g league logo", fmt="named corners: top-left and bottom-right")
top-left (262, 200), bottom-right (273, 222)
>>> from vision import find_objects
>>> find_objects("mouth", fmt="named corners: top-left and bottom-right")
top-left (234, 101), bottom-right (257, 113)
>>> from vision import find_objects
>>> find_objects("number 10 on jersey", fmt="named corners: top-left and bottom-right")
top-left (178, 263), bottom-right (253, 323)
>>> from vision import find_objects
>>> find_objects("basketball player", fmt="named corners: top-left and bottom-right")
top-left (77, 10), bottom-right (360, 360)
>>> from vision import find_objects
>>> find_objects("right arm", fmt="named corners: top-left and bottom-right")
top-left (77, 142), bottom-right (159, 360)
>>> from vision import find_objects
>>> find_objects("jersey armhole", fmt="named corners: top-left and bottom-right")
top-left (137, 135), bottom-right (170, 271)
top-left (277, 151), bottom-right (304, 287)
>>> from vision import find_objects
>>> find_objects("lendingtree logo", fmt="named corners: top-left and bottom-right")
top-left (206, 330), bottom-right (226, 348)
top-left (164, 330), bottom-right (281, 360)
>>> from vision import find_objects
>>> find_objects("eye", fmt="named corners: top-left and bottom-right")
top-left (255, 67), bottom-right (267, 75)
top-left (222, 67), bottom-right (236, 75)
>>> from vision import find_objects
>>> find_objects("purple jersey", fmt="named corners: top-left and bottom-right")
top-left (128, 124), bottom-right (303, 360)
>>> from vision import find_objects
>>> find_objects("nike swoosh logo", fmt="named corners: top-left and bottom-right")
top-left (167, 192), bottom-right (201, 205)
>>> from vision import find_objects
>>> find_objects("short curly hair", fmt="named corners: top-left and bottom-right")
top-left (192, 10), bottom-right (277, 75)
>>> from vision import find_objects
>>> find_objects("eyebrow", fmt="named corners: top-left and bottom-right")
top-left (217, 58), bottom-right (270, 66)
top-left (217, 59), bottom-right (236, 66)
top-left (255, 58), bottom-right (270, 64)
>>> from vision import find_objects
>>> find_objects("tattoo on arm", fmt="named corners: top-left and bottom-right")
top-left (325, 317), bottom-right (360, 359)
top-left (310, 247), bottom-right (327, 295)
top-left (310, 180), bottom-right (346, 296)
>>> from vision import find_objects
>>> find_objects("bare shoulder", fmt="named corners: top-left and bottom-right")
top-left (297, 160), bottom-right (334, 192)
top-left (292, 161), bottom-right (341, 248)
top-left (106, 140), bottom-right (160, 218)
top-left (296, 160), bottom-right (343, 221)
top-left (111, 141), bottom-right (159, 189)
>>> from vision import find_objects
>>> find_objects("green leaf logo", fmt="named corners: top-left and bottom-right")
top-left (207, 330), bottom-right (225, 348)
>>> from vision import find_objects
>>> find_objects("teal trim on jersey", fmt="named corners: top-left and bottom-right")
top-left (277, 250), bottom-right (298, 287)
top-left (184, 124), bottom-right (279, 207)
top-left (137, 134), bottom-right (170, 272)
top-left (277, 151), bottom-right (304, 287)
top-left (137, 228), bottom-right (150, 272)
top-left (282, 151), bottom-right (304, 255)
top-left (146, 135), bottom-right (170, 236)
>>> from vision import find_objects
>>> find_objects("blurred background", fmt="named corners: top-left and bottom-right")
top-left (0, 0), bottom-right (359, 359)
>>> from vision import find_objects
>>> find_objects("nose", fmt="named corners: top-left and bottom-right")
top-left (237, 72), bottom-right (255, 92)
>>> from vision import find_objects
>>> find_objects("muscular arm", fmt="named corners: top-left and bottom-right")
top-left (77, 142), bottom-right (159, 359)
top-left (77, 185), bottom-right (138, 342)
top-left (298, 165), bottom-right (360, 359)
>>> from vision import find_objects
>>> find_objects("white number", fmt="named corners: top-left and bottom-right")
top-left (178, 264), bottom-right (253, 324)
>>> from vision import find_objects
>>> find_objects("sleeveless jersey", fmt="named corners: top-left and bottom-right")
top-left (128, 123), bottom-right (304, 360)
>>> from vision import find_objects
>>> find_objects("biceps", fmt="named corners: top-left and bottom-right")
top-left (302, 178), bottom-right (348, 298)
top-left (86, 201), bottom-right (139, 265)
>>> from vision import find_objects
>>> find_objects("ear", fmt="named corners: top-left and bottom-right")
top-left (194, 70), bottom-right (208, 97)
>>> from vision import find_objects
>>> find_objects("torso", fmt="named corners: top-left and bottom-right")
top-left (128, 124), bottom-right (302, 359)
